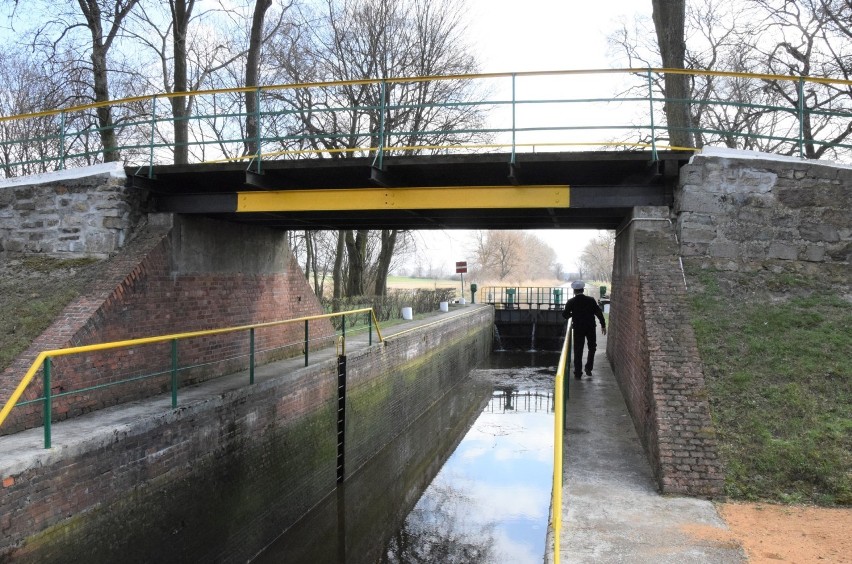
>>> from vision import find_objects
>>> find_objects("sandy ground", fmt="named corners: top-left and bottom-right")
top-left (685, 503), bottom-right (852, 563)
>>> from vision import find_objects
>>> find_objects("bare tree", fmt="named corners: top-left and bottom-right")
top-left (244, 0), bottom-right (274, 157)
top-left (578, 231), bottom-right (615, 285)
top-left (613, 0), bottom-right (851, 160)
top-left (266, 0), bottom-right (483, 298)
top-left (651, 0), bottom-right (694, 148)
top-left (471, 231), bottom-right (557, 283)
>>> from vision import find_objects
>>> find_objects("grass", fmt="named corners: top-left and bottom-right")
top-left (687, 267), bottom-right (851, 506)
top-left (0, 256), bottom-right (102, 371)
top-left (386, 275), bottom-right (459, 290)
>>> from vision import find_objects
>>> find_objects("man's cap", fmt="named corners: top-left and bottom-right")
top-left (571, 280), bottom-right (585, 290)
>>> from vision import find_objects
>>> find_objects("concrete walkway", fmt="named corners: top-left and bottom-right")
top-left (557, 336), bottom-right (746, 563)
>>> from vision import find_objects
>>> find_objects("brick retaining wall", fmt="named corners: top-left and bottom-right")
top-left (608, 208), bottom-right (724, 497)
top-left (1, 215), bottom-right (336, 435)
top-left (0, 307), bottom-right (493, 562)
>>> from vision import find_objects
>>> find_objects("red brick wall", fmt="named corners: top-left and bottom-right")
top-left (1, 216), bottom-right (334, 435)
top-left (608, 212), bottom-right (724, 497)
top-left (0, 306), bottom-right (494, 562)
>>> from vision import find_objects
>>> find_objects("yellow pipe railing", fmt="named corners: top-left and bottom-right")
top-left (551, 322), bottom-right (571, 563)
top-left (2, 66), bottom-right (850, 176)
top-left (2, 67), bottom-right (850, 125)
top-left (0, 308), bottom-right (383, 438)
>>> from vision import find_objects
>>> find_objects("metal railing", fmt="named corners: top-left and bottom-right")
top-left (550, 322), bottom-right (572, 564)
top-left (481, 286), bottom-right (568, 310)
top-left (0, 308), bottom-right (383, 449)
top-left (1, 68), bottom-right (850, 178)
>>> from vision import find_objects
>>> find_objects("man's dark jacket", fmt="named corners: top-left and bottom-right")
top-left (561, 293), bottom-right (606, 330)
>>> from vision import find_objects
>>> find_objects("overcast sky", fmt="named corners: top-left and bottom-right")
top-left (413, 0), bottom-right (650, 277)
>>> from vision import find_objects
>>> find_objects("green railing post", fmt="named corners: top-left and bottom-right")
top-left (646, 68), bottom-right (658, 161)
top-left (249, 328), bottom-right (255, 384)
top-left (368, 311), bottom-right (373, 346)
top-left (58, 112), bottom-right (66, 171)
top-left (564, 324), bottom-right (571, 425)
top-left (797, 77), bottom-right (805, 159)
top-left (304, 319), bottom-right (309, 367)
top-left (255, 88), bottom-right (263, 173)
top-left (375, 80), bottom-right (387, 170)
top-left (43, 357), bottom-right (52, 449)
top-left (341, 315), bottom-right (346, 350)
top-left (171, 339), bottom-right (178, 408)
top-left (148, 96), bottom-right (157, 179)
top-left (511, 73), bottom-right (517, 164)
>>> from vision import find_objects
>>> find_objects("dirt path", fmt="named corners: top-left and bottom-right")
top-left (718, 503), bottom-right (852, 563)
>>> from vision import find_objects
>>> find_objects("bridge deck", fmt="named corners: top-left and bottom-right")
top-left (133, 150), bottom-right (690, 230)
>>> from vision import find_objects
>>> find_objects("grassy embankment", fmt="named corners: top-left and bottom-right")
top-left (0, 256), bottom-right (101, 372)
top-left (686, 266), bottom-right (851, 506)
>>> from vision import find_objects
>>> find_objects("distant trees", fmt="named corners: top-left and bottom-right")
top-left (470, 230), bottom-right (559, 283)
top-left (577, 231), bottom-right (614, 285)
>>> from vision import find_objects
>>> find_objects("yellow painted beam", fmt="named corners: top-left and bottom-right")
top-left (237, 185), bottom-right (569, 212)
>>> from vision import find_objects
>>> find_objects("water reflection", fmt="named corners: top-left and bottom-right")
top-left (252, 352), bottom-right (558, 563)
top-left (381, 352), bottom-right (558, 564)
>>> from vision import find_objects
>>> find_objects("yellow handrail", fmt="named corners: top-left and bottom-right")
top-left (2, 67), bottom-right (850, 125)
top-left (0, 308), bottom-right (383, 430)
top-left (551, 322), bottom-right (571, 563)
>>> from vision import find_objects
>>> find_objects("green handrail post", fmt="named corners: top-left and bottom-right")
top-left (375, 80), bottom-right (387, 170)
top-left (171, 339), bottom-right (178, 408)
top-left (58, 112), bottom-right (66, 171)
top-left (148, 96), bottom-right (157, 179)
top-left (43, 356), bottom-right (52, 449)
top-left (511, 73), bottom-right (517, 164)
top-left (646, 68), bottom-right (658, 162)
top-left (304, 319), bottom-right (309, 367)
top-left (341, 314), bottom-right (346, 350)
top-left (368, 310), bottom-right (373, 346)
top-left (797, 77), bottom-right (805, 159)
top-left (565, 324), bottom-right (572, 421)
top-left (249, 328), bottom-right (255, 384)
top-left (255, 88), bottom-right (263, 173)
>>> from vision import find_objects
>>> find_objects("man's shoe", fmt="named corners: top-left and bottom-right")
top-left (585, 369), bottom-right (592, 377)
top-left (574, 373), bottom-right (583, 380)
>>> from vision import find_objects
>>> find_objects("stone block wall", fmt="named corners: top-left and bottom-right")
top-left (0, 306), bottom-right (494, 562)
top-left (677, 152), bottom-right (851, 286)
top-left (0, 163), bottom-right (141, 258)
top-left (1, 215), bottom-right (335, 435)
top-left (608, 208), bottom-right (724, 497)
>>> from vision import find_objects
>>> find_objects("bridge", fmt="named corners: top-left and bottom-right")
top-left (0, 68), bottom-right (850, 561)
top-left (2, 67), bottom-right (849, 233)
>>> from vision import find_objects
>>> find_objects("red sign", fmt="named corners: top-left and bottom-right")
top-left (455, 261), bottom-right (467, 274)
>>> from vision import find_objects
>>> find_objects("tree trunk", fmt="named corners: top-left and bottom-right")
top-left (170, 0), bottom-right (193, 165)
top-left (344, 229), bottom-right (368, 297)
top-left (245, 0), bottom-right (272, 157)
top-left (91, 42), bottom-right (119, 162)
top-left (651, 0), bottom-right (694, 149)
top-left (373, 229), bottom-right (398, 296)
top-left (332, 230), bottom-right (345, 309)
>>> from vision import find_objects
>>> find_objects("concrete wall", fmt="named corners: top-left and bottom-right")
top-left (0, 307), bottom-right (494, 563)
top-left (608, 208), bottom-right (724, 497)
top-left (0, 163), bottom-right (141, 258)
top-left (1, 215), bottom-right (335, 435)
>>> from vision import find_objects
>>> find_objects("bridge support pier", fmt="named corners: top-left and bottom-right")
top-left (608, 207), bottom-right (723, 497)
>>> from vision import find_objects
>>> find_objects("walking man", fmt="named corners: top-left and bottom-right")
top-left (561, 280), bottom-right (606, 379)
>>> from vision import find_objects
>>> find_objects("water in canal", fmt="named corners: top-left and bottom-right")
top-left (253, 351), bottom-right (558, 563)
